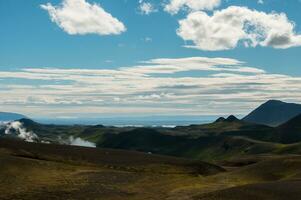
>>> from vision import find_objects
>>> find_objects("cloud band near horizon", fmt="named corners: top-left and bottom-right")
top-left (0, 57), bottom-right (301, 117)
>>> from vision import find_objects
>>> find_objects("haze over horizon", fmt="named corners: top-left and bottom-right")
top-left (1, 0), bottom-right (301, 118)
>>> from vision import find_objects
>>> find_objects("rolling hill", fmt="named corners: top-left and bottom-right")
top-left (0, 138), bottom-right (224, 200)
top-left (3, 115), bottom-right (301, 163)
top-left (2, 106), bottom-right (301, 199)
top-left (1, 138), bottom-right (301, 200)
top-left (194, 155), bottom-right (301, 200)
top-left (243, 100), bottom-right (301, 126)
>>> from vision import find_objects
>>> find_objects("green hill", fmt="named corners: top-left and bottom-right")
top-left (3, 115), bottom-right (301, 163)
top-left (97, 127), bottom-right (282, 162)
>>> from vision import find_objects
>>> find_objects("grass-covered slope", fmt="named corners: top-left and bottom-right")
top-left (194, 155), bottom-right (301, 200)
top-left (195, 180), bottom-right (301, 200)
top-left (0, 138), bottom-right (223, 175)
top-left (1, 138), bottom-right (301, 200)
top-left (0, 138), bottom-right (224, 200)
top-left (96, 127), bottom-right (283, 162)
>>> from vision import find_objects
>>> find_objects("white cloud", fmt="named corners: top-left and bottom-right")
top-left (1, 57), bottom-right (301, 116)
top-left (138, 0), bottom-right (157, 15)
top-left (177, 6), bottom-right (301, 51)
top-left (41, 0), bottom-right (126, 36)
top-left (164, 0), bottom-right (221, 14)
top-left (122, 57), bottom-right (264, 74)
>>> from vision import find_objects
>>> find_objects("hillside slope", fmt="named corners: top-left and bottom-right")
top-left (1, 138), bottom-right (301, 200)
top-left (194, 155), bottom-right (301, 200)
top-left (0, 138), bottom-right (224, 200)
top-left (277, 114), bottom-right (301, 143)
top-left (97, 127), bottom-right (282, 162)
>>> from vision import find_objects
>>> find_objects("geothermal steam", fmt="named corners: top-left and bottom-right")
top-left (68, 136), bottom-right (96, 148)
top-left (4, 121), bottom-right (38, 142)
top-left (1, 121), bottom-right (95, 147)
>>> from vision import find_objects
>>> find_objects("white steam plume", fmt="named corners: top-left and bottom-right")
top-left (4, 121), bottom-right (38, 142)
top-left (68, 136), bottom-right (96, 148)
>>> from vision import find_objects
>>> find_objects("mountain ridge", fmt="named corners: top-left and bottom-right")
top-left (243, 100), bottom-right (301, 126)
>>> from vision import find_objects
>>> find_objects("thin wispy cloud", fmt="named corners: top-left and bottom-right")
top-left (1, 57), bottom-right (301, 117)
top-left (122, 57), bottom-right (264, 74)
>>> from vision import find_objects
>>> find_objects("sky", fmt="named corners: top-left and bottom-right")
top-left (1, 0), bottom-right (301, 119)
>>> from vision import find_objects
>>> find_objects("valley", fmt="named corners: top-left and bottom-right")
top-left (1, 100), bottom-right (301, 199)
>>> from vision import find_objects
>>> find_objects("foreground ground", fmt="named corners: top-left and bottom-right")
top-left (1, 139), bottom-right (301, 200)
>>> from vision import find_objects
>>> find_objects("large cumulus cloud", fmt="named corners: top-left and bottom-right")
top-left (177, 6), bottom-right (301, 51)
top-left (41, 0), bottom-right (126, 36)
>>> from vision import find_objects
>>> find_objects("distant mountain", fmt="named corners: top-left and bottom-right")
top-left (215, 115), bottom-right (240, 123)
top-left (243, 100), bottom-right (301, 126)
top-left (0, 112), bottom-right (27, 121)
top-left (277, 114), bottom-right (301, 144)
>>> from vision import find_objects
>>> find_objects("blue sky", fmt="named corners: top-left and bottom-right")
top-left (1, 0), bottom-right (301, 118)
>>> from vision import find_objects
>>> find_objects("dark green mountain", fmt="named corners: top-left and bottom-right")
top-left (243, 100), bottom-right (301, 126)
top-left (0, 112), bottom-right (27, 121)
